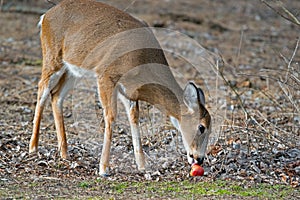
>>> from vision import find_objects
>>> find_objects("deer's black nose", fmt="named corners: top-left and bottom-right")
top-left (196, 157), bottom-right (204, 165)
top-left (190, 154), bottom-right (204, 165)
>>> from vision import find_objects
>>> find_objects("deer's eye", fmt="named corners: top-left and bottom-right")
top-left (198, 125), bottom-right (205, 134)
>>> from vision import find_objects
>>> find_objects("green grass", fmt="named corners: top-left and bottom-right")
top-left (1, 178), bottom-right (298, 199)
top-left (22, 58), bottom-right (43, 66)
top-left (78, 181), bottom-right (90, 188)
top-left (89, 179), bottom-right (298, 199)
top-left (111, 182), bottom-right (128, 194)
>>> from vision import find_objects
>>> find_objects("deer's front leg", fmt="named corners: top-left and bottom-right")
top-left (119, 94), bottom-right (145, 171)
top-left (129, 101), bottom-right (145, 171)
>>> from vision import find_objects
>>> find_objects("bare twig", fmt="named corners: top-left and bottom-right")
top-left (46, 0), bottom-right (57, 6)
top-left (285, 37), bottom-right (300, 83)
top-left (235, 28), bottom-right (244, 67)
top-left (123, 0), bottom-right (137, 12)
top-left (38, 176), bottom-right (61, 181)
top-left (17, 86), bottom-right (37, 95)
top-left (291, 73), bottom-right (300, 85)
top-left (277, 1), bottom-right (300, 26)
top-left (218, 64), bottom-right (250, 119)
top-left (236, 72), bottom-right (298, 89)
top-left (260, 0), bottom-right (300, 26)
top-left (278, 81), bottom-right (299, 113)
top-left (0, 99), bottom-right (36, 105)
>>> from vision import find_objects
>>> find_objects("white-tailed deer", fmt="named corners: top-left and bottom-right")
top-left (29, 0), bottom-right (211, 176)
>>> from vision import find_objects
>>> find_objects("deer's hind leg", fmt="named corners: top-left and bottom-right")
top-left (29, 63), bottom-right (67, 154)
top-left (50, 71), bottom-right (74, 159)
top-left (29, 77), bottom-right (51, 153)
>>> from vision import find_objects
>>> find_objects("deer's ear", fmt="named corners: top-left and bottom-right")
top-left (183, 82), bottom-right (205, 112)
top-left (197, 87), bottom-right (206, 106)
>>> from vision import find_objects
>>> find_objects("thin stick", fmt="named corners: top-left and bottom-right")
top-left (236, 29), bottom-right (244, 67)
top-left (236, 72), bottom-right (297, 89)
top-left (218, 66), bottom-right (250, 118)
top-left (46, 0), bottom-right (56, 6)
top-left (278, 81), bottom-right (299, 113)
top-left (278, 1), bottom-right (300, 26)
top-left (260, 0), bottom-right (300, 26)
top-left (17, 86), bottom-right (37, 95)
top-left (285, 37), bottom-right (299, 83)
top-left (123, 0), bottom-right (137, 12)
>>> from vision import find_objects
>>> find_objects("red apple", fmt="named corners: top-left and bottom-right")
top-left (190, 163), bottom-right (204, 176)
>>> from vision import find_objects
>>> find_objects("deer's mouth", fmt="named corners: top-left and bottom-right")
top-left (188, 154), bottom-right (204, 165)
top-left (195, 157), bottom-right (204, 165)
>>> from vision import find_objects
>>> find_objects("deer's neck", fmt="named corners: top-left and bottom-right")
top-left (137, 84), bottom-right (183, 120)
top-left (118, 65), bottom-right (184, 120)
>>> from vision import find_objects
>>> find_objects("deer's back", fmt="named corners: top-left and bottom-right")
top-left (40, 0), bottom-right (179, 103)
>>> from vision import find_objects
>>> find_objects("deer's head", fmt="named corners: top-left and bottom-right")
top-left (171, 82), bottom-right (211, 165)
